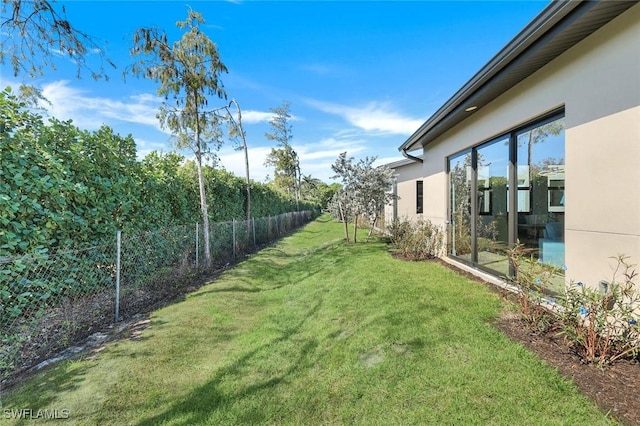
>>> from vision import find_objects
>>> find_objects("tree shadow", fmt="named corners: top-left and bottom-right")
top-left (1, 360), bottom-right (97, 413)
top-left (136, 299), bottom-right (324, 426)
top-left (190, 243), bottom-right (349, 298)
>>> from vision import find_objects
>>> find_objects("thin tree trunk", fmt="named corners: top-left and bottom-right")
top-left (353, 215), bottom-right (358, 244)
top-left (239, 105), bottom-right (251, 245)
top-left (367, 213), bottom-right (377, 239)
top-left (195, 118), bottom-right (211, 265)
top-left (338, 199), bottom-right (349, 242)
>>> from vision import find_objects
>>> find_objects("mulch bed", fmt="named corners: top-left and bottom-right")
top-left (495, 314), bottom-right (640, 425)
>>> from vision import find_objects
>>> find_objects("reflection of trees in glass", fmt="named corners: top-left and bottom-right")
top-left (518, 118), bottom-right (564, 181)
top-left (532, 157), bottom-right (565, 177)
top-left (449, 117), bottom-right (565, 262)
top-left (450, 153), bottom-right (472, 256)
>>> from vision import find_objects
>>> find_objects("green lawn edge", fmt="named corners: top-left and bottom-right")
top-left (0, 215), bottom-right (615, 425)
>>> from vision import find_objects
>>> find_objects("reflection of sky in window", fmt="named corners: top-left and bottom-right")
top-left (517, 118), bottom-right (565, 166)
top-left (451, 116), bottom-right (565, 183)
top-left (530, 132), bottom-right (565, 165)
top-left (477, 137), bottom-right (509, 182)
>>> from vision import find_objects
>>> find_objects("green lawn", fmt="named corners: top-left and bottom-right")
top-left (0, 215), bottom-right (614, 425)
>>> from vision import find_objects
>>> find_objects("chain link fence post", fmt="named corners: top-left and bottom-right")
top-left (232, 219), bottom-right (236, 259)
top-left (1, 210), bottom-right (315, 383)
top-left (195, 222), bottom-right (199, 270)
top-left (115, 230), bottom-right (121, 322)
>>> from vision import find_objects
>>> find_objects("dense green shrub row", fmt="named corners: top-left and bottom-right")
top-left (0, 87), bottom-right (316, 257)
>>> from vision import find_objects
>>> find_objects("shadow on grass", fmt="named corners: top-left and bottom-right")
top-left (2, 360), bottom-right (97, 413)
top-left (190, 242), bottom-right (355, 298)
top-left (136, 299), bottom-right (324, 426)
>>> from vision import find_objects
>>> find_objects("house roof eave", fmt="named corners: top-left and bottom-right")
top-left (399, 0), bottom-right (637, 154)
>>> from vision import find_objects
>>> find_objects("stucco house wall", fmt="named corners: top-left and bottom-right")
top-left (384, 158), bottom-right (424, 224)
top-left (413, 3), bottom-right (639, 287)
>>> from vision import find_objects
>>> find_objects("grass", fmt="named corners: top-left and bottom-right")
top-left (0, 215), bottom-right (614, 425)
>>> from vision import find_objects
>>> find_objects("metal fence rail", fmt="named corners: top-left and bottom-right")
top-left (0, 210), bottom-right (316, 383)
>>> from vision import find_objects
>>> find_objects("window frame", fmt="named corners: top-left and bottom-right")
top-left (446, 107), bottom-right (565, 276)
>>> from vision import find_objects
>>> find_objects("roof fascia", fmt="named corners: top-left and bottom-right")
top-left (399, 0), bottom-right (584, 153)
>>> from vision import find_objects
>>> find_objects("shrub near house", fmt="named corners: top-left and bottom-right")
top-left (508, 246), bottom-right (640, 366)
top-left (387, 218), bottom-right (444, 261)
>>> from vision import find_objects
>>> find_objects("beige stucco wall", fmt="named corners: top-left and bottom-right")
top-left (385, 160), bottom-right (424, 223)
top-left (418, 3), bottom-right (640, 287)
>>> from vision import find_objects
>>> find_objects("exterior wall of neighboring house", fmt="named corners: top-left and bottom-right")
top-left (413, 3), bottom-right (639, 288)
top-left (384, 158), bottom-right (424, 225)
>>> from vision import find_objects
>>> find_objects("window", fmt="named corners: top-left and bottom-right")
top-left (449, 152), bottom-right (471, 259)
top-left (475, 137), bottom-right (509, 269)
top-left (416, 180), bottom-right (424, 214)
top-left (448, 111), bottom-right (565, 282)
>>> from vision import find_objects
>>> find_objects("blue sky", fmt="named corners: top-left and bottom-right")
top-left (2, 1), bottom-right (549, 183)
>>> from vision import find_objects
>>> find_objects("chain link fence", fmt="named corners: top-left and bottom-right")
top-left (1, 210), bottom-right (316, 384)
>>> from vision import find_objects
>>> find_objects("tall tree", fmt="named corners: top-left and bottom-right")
top-left (224, 99), bottom-right (251, 223)
top-left (1, 0), bottom-right (114, 79)
top-left (264, 101), bottom-right (301, 208)
top-left (127, 8), bottom-right (228, 265)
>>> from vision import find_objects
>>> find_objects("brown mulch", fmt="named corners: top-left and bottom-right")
top-left (494, 313), bottom-right (640, 425)
top-left (439, 259), bottom-right (640, 426)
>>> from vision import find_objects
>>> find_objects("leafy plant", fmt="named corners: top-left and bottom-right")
top-left (507, 242), bottom-right (560, 332)
top-left (330, 152), bottom-right (395, 242)
top-left (559, 255), bottom-right (640, 366)
top-left (387, 218), bottom-right (444, 261)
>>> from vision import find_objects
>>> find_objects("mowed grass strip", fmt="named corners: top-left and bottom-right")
top-left (2, 215), bottom-right (614, 425)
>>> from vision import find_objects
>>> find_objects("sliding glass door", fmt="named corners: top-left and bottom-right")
top-left (476, 137), bottom-right (510, 274)
top-left (448, 112), bottom-right (565, 279)
top-left (516, 117), bottom-right (565, 268)
top-left (449, 151), bottom-right (472, 262)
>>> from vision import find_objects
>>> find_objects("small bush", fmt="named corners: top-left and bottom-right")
top-left (507, 242), bottom-right (560, 332)
top-left (508, 245), bottom-right (640, 366)
top-left (559, 255), bottom-right (640, 366)
top-left (387, 218), bottom-right (444, 261)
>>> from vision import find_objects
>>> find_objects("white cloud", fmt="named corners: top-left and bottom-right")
top-left (306, 99), bottom-right (423, 135)
top-left (241, 110), bottom-right (274, 124)
top-left (40, 80), bottom-right (162, 131)
top-left (299, 63), bottom-right (333, 75)
top-left (215, 135), bottom-right (368, 183)
top-left (296, 137), bottom-right (366, 161)
top-left (218, 145), bottom-right (273, 183)
top-left (295, 137), bottom-right (368, 182)
top-left (231, 108), bottom-right (301, 125)
top-left (134, 136), bottom-right (173, 161)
